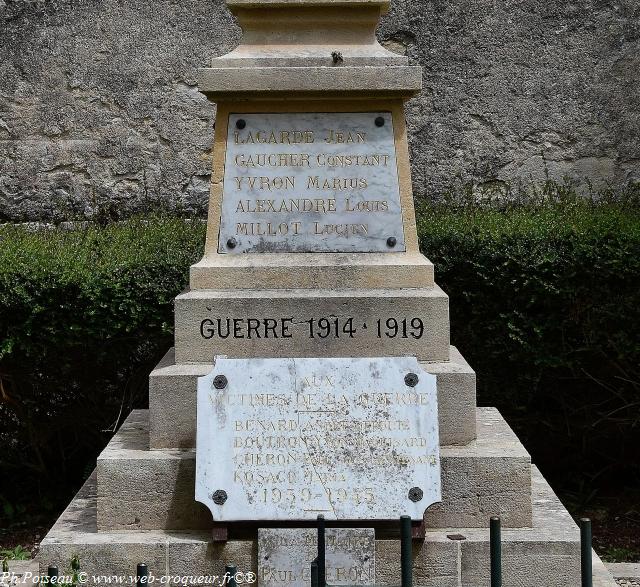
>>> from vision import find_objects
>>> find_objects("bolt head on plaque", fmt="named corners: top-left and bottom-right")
top-left (375, 116), bottom-right (385, 127)
top-left (211, 490), bottom-right (228, 505)
top-left (387, 237), bottom-right (397, 248)
top-left (213, 375), bottom-right (228, 390)
top-left (408, 487), bottom-right (424, 502)
top-left (404, 372), bottom-right (419, 387)
top-left (235, 119), bottom-right (246, 130)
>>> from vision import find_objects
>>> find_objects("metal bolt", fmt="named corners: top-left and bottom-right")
top-left (375, 116), bottom-right (385, 127)
top-left (386, 236), bottom-right (397, 248)
top-left (213, 375), bottom-right (228, 389)
top-left (408, 487), bottom-right (424, 502)
top-left (405, 372), bottom-right (419, 387)
top-left (212, 490), bottom-right (228, 505)
top-left (227, 237), bottom-right (237, 249)
top-left (236, 119), bottom-right (246, 130)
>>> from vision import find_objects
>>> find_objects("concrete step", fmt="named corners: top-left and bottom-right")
top-left (38, 466), bottom-right (602, 587)
top-left (173, 286), bottom-right (450, 364)
top-left (149, 346), bottom-right (476, 450)
top-left (96, 408), bottom-right (530, 532)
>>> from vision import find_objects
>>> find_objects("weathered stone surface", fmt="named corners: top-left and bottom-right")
top-left (1, 1), bottom-right (638, 221)
top-left (97, 411), bottom-right (211, 531)
top-left (424, 345), bottom-right (476, 446)
top-left (375, 537), bottom-right (459, 587)
top-left (38, 465), bottom-right (594, 586)
top-left (174, 286), bottom-right (450, 363)
top-left (97, 408), bottom-right (527, 530)
top-left (196, 357), bottom-right (441, 522)
top-left (189, 252), bottom-right (435, 291)
top-left (607, 563), bottom-right (640, 581)
top-left (0, 0), bottom-right (237, 222)
top-left (2, 561), bottom-right (40, 586)
top-left (258, 528), bottom-right (375, 586)
top-left (149, 349), bottom-right (210, 450)
top-left (198, 66), bottom-right (422, 98)
top-left (149, 344), bottom-right (474, 449)
top-left (428, 407), bottom-right (531, 529)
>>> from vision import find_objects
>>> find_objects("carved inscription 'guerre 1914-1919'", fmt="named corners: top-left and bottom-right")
top-left (217, 112), bottom-right (405, 254)
top-left (195, 356), bottom-right (441, 522)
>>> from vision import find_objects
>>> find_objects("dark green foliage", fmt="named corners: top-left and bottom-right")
top-left (417, 196), bottom-right (640, 499)
top-left (0, 197), bottom-right (638, 522)
top-left (0, 218), bottom-right (206, 517)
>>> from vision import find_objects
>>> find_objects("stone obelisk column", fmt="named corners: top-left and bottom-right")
top-left (176, 0), bottom-right (451, 369)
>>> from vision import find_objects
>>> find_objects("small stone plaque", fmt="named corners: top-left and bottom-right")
top-left (258, 528), bottom-right (375, 586)
top-left (195, 356), bottom-right (441, 521)
top-left (218, 112), bottom-right (405, 253)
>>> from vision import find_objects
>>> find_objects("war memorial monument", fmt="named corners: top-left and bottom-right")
top-left (36, 0), bottom-right (619, 585)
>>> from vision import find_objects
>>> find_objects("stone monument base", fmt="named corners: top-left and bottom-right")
top-left (36, 407), bottom-right (618, 587)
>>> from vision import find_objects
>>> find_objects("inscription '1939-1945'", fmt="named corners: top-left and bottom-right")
top-left (200, 317), bottom-right (425, 340)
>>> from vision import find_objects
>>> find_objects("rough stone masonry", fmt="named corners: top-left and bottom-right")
top-left (1, 0), bottom-right (639, 221)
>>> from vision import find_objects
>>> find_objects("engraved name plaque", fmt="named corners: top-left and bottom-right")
top-left (195, 356), bottom-right (441, 522)
top-left (218, 112), bottom-right (405, 253)
top-left (258, 528), bottom-right (375, 586)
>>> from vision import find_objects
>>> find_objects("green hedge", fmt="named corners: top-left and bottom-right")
top-left (418, 201), bottom-right (640, 502)
top-left (0, 219), bottom-right (206, 518)
top-left (0, 202), bottom-right (639, 519)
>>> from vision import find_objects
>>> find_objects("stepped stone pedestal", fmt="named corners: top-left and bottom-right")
top-left (37, 0), bottom-right (618, 585)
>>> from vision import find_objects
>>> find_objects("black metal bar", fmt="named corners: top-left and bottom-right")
top-left (400, 515), bottom-right (412, 587)
top-left (580, 518), bottom-right (593, 587)
top-left (48, 566), bottom-right (59, 586)
top-left (311, 559), bottom-right (319, 587)
top-left (136, 564), bottom-right (148, 587)
top-left (317, 515), bottom-right (326, 587)
top-left (490, 517), bottom-right (502, 587)
top-left (225, 565), bottom-right (237, 587)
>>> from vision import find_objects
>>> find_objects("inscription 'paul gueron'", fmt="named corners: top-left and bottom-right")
top-left (217, 112), bottom-right (406, 253)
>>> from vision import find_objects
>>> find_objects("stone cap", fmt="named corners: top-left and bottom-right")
top-left (198, 0), bottom-right (419, 99)
top-left (198, 65), bottom-right (422, 99)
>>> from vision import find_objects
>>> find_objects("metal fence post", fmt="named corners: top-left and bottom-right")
top-left (580, 518), bottom-right (593, 587)
top-left (48, 566), bottom-right (59, 586)
top-left (225, 564), bottom-right (237, 587)
top-left (136, 564), bottom-right (148, 587)
top-left (317, 515), bottom-right (326, 587)
top-left (311, 558), bottom-right (319, 587)
top-left (490, 517), bottom-right (502, 587)
top-left (400, 515), bottom-right (412, 587)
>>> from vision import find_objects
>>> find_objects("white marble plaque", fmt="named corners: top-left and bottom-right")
top-left (218, 112), bottom-right (405, 253)
top-left (195, 356), bottom-right (441, 521)
top-left (258, 528), bottom-right (375, 586)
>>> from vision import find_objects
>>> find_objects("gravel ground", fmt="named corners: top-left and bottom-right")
top-left (617, 580), bottom-right (640, 586)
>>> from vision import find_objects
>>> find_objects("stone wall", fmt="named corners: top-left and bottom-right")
top-left (0, 0), bottom-right (638, 221)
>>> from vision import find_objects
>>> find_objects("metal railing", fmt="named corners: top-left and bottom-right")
top-left (308, 515), bottom-right (595, 587)
top-left (38, 516), bottom-right (595, 587)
